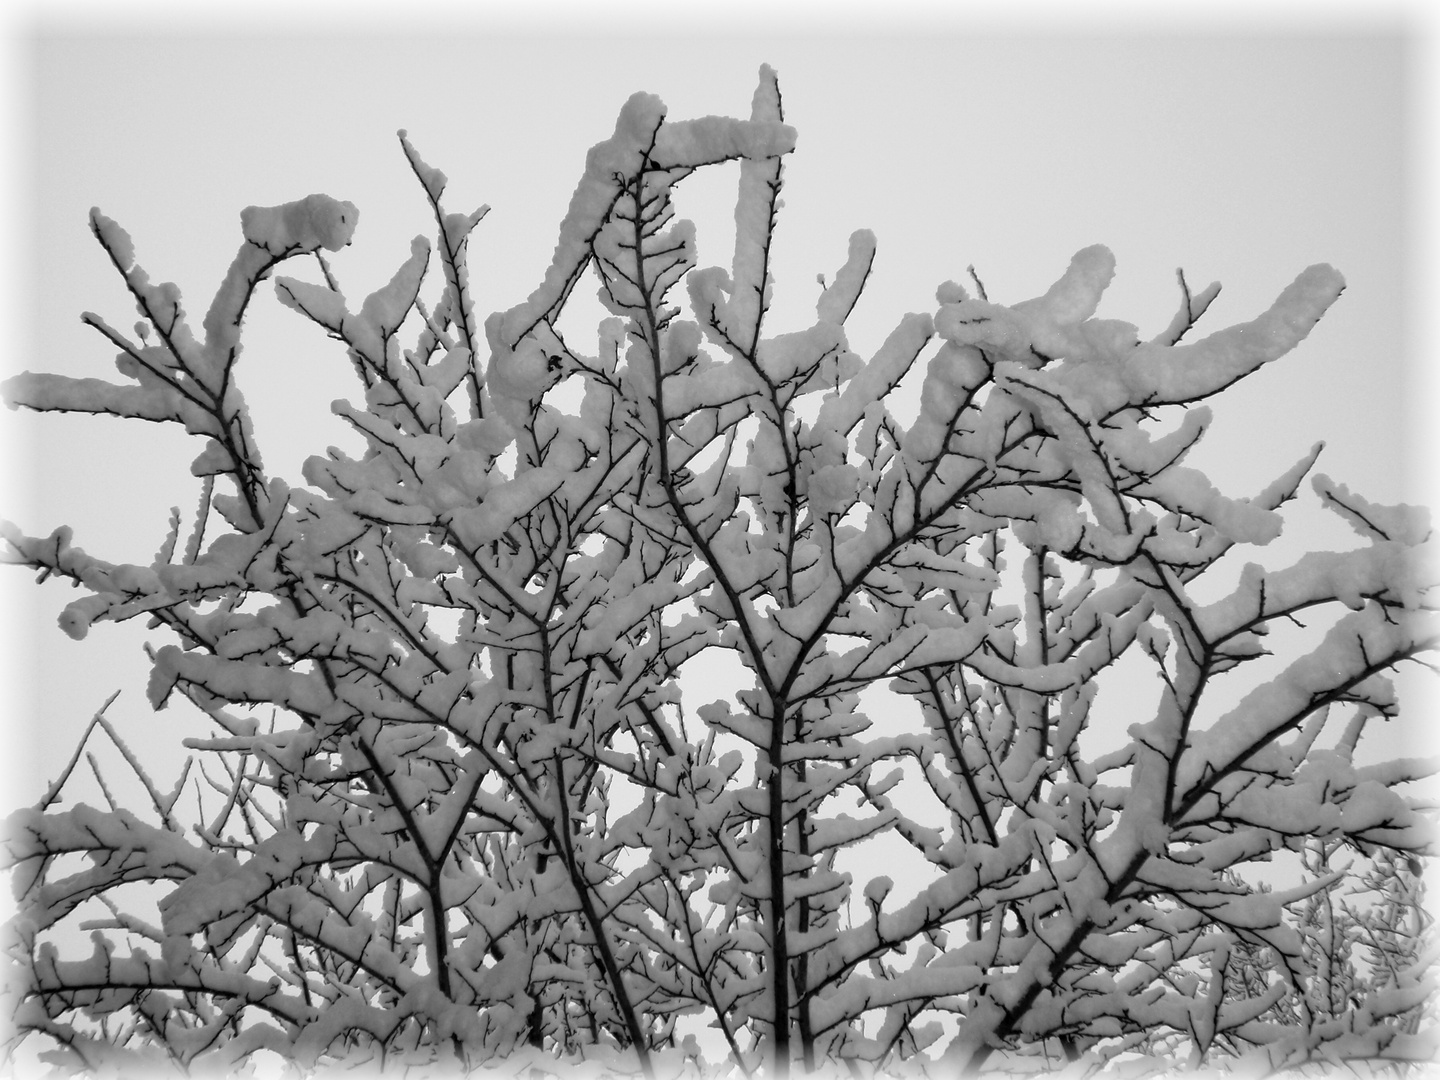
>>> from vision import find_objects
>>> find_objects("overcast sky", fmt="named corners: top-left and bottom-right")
top-left (1, 3), bottom-right (1435, 807)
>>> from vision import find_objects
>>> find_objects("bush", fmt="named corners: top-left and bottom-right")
top-left (4, 66), bottom-right (1435, 1078)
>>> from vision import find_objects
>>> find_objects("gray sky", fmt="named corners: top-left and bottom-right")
top-left (1, 4), bottom-right (1434, 808)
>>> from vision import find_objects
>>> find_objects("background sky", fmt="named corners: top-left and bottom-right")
top-left (1, 3), bottom-right (1435, 816)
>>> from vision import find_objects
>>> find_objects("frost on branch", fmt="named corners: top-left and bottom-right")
top-left (3, 66), bottom-right (1435, 1079)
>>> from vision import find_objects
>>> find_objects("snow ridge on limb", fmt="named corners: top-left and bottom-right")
top-left (1313, 472), bottom-right (1432, 547)
top-left (494, 75), bottom-right (795, 350)
top-left (239, 194), bottom-right (358, 255)
top-left (1117, 262), bottom-right (1345, 406)
top-left (398, 131), bottom-right (489, 415)
top-left (208, 194), bottom-right (359, 367)
top-left (491, 91), bottom-right (668, 349)
top-left (1013, 242), bottom-right (1115, 328)
top-left (712, 62), bottom-right (787, 356)
top-left (816, 229), bottom-right (876, 327)
top-left (275, 235), bottom-right (431, 376)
